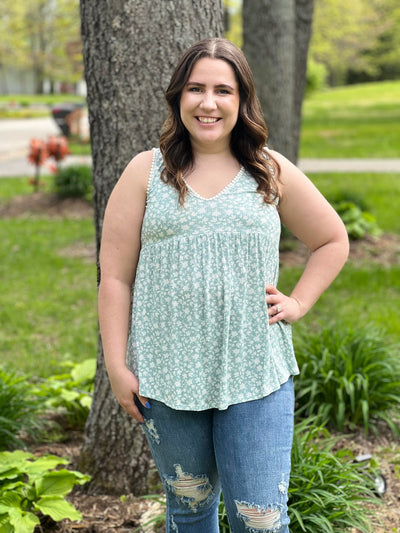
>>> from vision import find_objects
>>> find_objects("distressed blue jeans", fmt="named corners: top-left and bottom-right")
top-left (137, 377), bottom-right (294, 533)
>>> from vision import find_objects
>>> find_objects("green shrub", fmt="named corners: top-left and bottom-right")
top-left (334, 201), bottom-right (382, 240)
top-left (53, 165), bottom-right (92, 199)
top-left (289, 420), bottom-right (379, 532)
top-left (0, 370), bottom-right (42, 451)
top-left (33, 359), bottom-right (95, 429)
top-left (294, 324), bottom-right (400, 436)
top-left (0, 450), bottom-right (90, 533)
top-left (306, 59), bottom-right (327, 96)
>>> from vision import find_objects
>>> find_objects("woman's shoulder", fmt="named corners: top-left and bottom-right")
top-left (124, 149), bottom-right (154, 178)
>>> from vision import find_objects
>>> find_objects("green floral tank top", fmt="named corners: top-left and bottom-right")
top-left (127, 148), bottom-right (299, 410)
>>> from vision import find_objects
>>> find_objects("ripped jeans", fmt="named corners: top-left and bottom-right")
top-left (136, 377), bottom-right (294, 533)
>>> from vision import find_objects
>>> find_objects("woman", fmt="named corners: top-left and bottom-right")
top-left (98, 38), bottom-right (349, 533)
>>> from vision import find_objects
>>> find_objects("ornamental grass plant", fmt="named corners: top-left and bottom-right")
top-left (288, 420), bottom-right (380, 533)
top-left (294, 323), bottom-right (400, 436)
top-left (0, 369), bottom-right (43, 451)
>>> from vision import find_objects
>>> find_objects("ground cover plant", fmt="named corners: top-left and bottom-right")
top-left (294, 324), bottom-right (400, 436)
top-left (0, 450), bottom-right (90, 533)
top-left (300, 80), bottom-right (400, 158)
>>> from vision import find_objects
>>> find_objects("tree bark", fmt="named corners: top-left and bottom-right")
top-left (242, 0), bottom-right (313, 163)
top-left (79, 0), bottom-right (224, 496)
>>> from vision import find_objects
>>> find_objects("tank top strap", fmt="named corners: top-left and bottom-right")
top-left (147, 147), bottom-right (164, 196)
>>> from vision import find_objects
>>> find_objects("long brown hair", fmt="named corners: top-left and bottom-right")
top-left (159, 38), bottom-right (280, 205)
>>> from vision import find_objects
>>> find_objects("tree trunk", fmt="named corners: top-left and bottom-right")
top-left (242, 0), bottom-right (313, 163)
top-left (79, 0), bottom-right (224, 496)
top-left (293, 0), bottom-right (314, 162)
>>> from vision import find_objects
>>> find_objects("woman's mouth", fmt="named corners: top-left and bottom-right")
top-left (196, 116), bottom-right (221, 124)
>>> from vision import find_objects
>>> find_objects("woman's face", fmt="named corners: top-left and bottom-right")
top-left (179, 57), bottom-right (240, 152)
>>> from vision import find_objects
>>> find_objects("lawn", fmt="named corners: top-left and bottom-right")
top-left (0, 187), bottom-right (97, 377)
top-left (300, 80), bottom-right (400, 158)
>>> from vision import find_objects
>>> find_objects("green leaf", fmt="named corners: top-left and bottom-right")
top-left (23, 455), bottom-right (68, 476)
top-left (8, 508), bottom-right (39, 533)
top-left (34, 496), bottom-right (82, 522)
top-left (79, 395), bottom-right (92, 409)
top-left (0, 451), bottom-right (34, 473)
top-left (0, 515), bottom-right (14, 533)
top-left (0, 491), bottom-right (22, 510)
top-left (36, 470), bottom-right (82, 497)
top-left (70, 358), bottom-right (96, 384)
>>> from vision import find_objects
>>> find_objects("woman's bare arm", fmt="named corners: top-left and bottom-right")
top-left (266, 150), bottom-right (349, 324)
top-left (98, 150), bottom-right (153, 421)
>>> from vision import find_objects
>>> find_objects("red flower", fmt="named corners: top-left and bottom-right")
top-left (28, 139), bottom-right (49, 166)
top-left (46, 136), bottom-right (70, 162)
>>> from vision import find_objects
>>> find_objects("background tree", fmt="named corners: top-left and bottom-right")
top-left (0, 0), bottom-right (81, 93)
top-left (242, 0), bottom-right (314, 163)
top-left (309, 0), bottom-right (382, 86)
top-left (79, 0), bottom-right (224, 495)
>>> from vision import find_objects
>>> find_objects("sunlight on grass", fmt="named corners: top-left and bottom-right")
top-left (301, 81), bottom-right (400, 158)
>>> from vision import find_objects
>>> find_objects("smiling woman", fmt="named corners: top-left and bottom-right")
top-left (98, 38), bottom-right (349, 533)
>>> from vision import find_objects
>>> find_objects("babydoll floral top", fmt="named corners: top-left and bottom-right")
top-left (127, 148), bottom-right (299, 410)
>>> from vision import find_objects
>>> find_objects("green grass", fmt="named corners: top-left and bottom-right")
top-left (0, 212), bottom-right (97, 378)
top-left (300, 80), bottom-right (400, 158)
top-left (0, 94), bottom-right (85, 107)
top-left (309, 172), bottom-right (400, 233)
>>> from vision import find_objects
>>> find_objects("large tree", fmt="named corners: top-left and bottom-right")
top-left (79, 0), bottom-right (224, 496)
top-left (242, 0), bottom-right (314, 163)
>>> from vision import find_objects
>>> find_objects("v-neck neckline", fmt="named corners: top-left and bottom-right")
top-left (184, 167), bottom-right (244, 201)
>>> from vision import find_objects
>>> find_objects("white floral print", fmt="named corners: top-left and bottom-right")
top-left (127, 148), bottom-right (299, 410)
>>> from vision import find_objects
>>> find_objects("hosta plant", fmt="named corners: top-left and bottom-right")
top-left (33, 358), bottom-right (95, 428)
top-left (0, 450), bottom-right (90, 533)
top-left (294, 323), bottom-right (400, 436)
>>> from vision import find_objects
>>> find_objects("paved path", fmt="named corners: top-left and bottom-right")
top-left (1, 117), bottom-right (400, 177)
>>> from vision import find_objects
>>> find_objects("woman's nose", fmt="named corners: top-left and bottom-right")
top-left (200, 91), bottom-right (217, 110)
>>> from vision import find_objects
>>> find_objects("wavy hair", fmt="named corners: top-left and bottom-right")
top-left (159, 38), bottom-right (280, 205)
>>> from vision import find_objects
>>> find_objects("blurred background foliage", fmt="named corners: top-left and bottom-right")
top-left (1, 0), bottom-right (399, 95)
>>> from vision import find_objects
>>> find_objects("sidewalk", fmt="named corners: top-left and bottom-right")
top-left (1, 154), bottom-right (400, 178)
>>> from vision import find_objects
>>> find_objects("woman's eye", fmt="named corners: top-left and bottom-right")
top-left (188, 87), bottom-right (201, 92)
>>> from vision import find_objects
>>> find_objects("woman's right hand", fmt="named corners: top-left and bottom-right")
top-left (107, 366), bottom-right (149, 423)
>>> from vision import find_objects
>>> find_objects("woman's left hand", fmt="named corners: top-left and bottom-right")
top-left (265, 284), bottom-right (303, 325)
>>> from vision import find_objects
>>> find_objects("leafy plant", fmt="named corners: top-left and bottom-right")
top-left (33, 359), bottom-right (95, 428)
top-left (0, 369), bottom-right (42, 451)
top-left (53, 164), bottom-right (92, 199)
top-left (288, 420), bottom-right (379, 532)
top-left (334, 201), bottom-right (382, 240)
top-left (294, 323), bottom-right (400, 436)
top-left (0, 450), bottom-right (90, 533)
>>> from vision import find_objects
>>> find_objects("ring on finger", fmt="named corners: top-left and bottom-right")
top-left (276, 304), bottom-right (282, 313)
